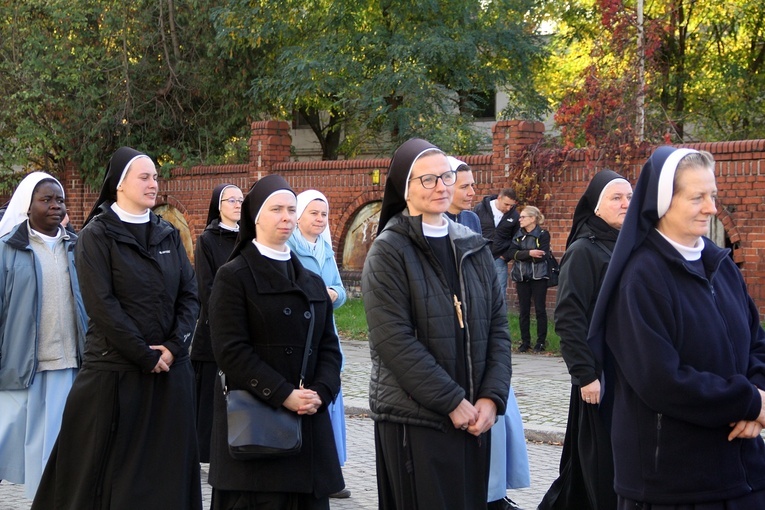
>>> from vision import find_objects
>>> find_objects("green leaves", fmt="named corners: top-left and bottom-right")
top-left (0, 0), bottom-right (253, 187)
top-left (213, 0), bottom-right (547, 158)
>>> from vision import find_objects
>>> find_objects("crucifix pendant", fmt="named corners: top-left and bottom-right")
top-left (453, 294), bottom-right (464, 329)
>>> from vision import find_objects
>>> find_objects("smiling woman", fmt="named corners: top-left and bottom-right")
top-left (362, 138), bottom-right (512, 509)
top-left (32, 147), bottom-right (202, 509)
top-left (589, 147), bottom-right (765, 509)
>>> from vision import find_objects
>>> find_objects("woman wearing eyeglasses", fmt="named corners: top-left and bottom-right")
top-left (362, 138), bottom-right (512, 509)
top-left (508, 206), bottom-right (550, 353)
top-left (191, 183), bottom-right (243, 462)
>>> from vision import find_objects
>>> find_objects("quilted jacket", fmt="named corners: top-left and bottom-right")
top-left (362, 212), bottom-right (512, 431)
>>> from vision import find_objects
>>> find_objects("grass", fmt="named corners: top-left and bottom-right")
top-left (334, 298), bottom-right (560, 354)
top-left (334, 298), bottom-right (370, 340)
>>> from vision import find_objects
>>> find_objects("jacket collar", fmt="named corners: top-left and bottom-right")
top-left (240, 243), bottom-right (326, 299)
top-left (5, 220), bottom-right (73, 251)
top-left (204, 218), bottom-right (239, 237)
top-left (644, 229), bottom-right (729, 281)
top-left (383, 211), bottom-right (489, 255)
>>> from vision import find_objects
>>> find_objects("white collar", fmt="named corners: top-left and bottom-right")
top-left (219, 222), bottom-right (239, 232)
top-left (252, 239), bottom-right (292, 261)
top-left (422, 217), bottom-right (449, 238)
top-left (656, 229), bottom-right (704, 261)
top-left (111, 203), bottom-right (150, 224)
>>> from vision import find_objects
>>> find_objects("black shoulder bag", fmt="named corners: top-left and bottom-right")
top-left (546, 252), bottom-right (560, 287)
top-left (220, 303), bottom-right (315, 460)
top-left (540, 231), bottom-right (559, 287)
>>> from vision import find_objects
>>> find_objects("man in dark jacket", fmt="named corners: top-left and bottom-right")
top-left (474, 188), bottom-right (520, 301)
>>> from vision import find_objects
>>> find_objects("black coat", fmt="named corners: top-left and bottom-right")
top-left (208, 243), bottom-right (343, 496)
top-left (555, 221), bottom-right (616, 386)
top-left (473, 194), bottom-right (520, 260)
top-left (191, 220), bottom-right (238, 362)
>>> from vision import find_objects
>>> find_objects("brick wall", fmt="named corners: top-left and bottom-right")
top-left (11, 120), bottom-right (765, 317)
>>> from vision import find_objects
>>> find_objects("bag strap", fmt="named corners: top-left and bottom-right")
top-left (298, 303), bottom-right (316, 388)
top-left (221, 302), bottom-right (316, 393)
top-left (570, 236), bottom-right (613, 257)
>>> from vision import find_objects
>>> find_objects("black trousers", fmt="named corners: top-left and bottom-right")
top-left (516, 279), bottom-right (548, 345)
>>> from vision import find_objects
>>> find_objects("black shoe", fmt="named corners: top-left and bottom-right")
top-left (329, 488), bottom-right (351, 498)
top-left (533, 343), bottom-right (545, 353)
top-left (488, 497), bottom-right (524, 510)
top-left (518, 343), bottom-right (530, 353)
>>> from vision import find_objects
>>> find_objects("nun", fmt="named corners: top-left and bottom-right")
top-left (444, 157), bottom-right (530, 510)
top-left (589, 147), bottom-right (765, 508)
top-left (538, 170), bottom-right (632, 510)
top-left (191, 183), bottom-right (243, 463)
top-left (207, 175), bottom-right (343, 510)
top-left (285, 189), bottom-right (350, 498)
top-left (0, 173), bottom-right (87, 499)
top-left (32, 147), bottom-right (202, 509)
top-left (361, 138), bottom-right (512, 509)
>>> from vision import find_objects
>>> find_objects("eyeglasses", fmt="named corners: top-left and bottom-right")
top-left (519, 214), bottom-right (532, 219)
top-left (408, 170), bottom-right (457, 189)
top-left (223, 198), bottom-right (244, 205)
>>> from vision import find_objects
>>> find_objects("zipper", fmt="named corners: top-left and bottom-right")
top-left (455, 241), bottom-right (483, 403)
top-left (654, 413), bottom-right (662, 471)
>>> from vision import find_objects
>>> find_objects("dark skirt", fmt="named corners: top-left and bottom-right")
top-left (538, 385), bottom-right (616, 510)
top-left (375, 420), bottom-right (490, 510)
top-left (617, 490), bottom-right (765, 510)
top-left (193, 360), bottom-right (218, 463)
top-left (32, 361), bottom-right (202, 510)
top-left (211, 488), bottom-right (329, 510)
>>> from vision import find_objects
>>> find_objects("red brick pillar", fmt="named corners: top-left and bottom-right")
top-left (492, 120), bottom-right (545, 178)
top-left (248, 120), bottom-right (292, 182)
top-left (61, 160), bottom-right (87, 230)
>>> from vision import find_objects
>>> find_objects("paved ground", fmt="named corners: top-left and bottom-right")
top-left (0, 340), bottom-right (571, 509)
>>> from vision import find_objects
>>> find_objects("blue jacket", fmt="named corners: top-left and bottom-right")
top-left (0, 222), bottom-right (87, 389)
top-left (605, 229), bottom-right (765, 504)
top-left (446, 210), bottom-right (481, 234)
top-left (286, 231), bottom-right (346, 311)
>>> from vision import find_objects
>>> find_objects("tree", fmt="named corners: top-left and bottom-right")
top-left (212, 0), bottom-right (548, 159)
top-left (0, 0), bottom-right (254, 191)
top-left (538, 0), bottom-right (765, 148)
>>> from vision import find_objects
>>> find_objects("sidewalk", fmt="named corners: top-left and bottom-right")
top-left (0, 340), bottom-right (571, 509)
top-left (341, 338), bottom-right (571, 443)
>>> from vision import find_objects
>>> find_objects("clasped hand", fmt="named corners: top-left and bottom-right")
top-left (728, 388), bottom-right (765, 441)
top-left (284, 387), bottom-right (322, 415)
top-left (449, 398), bottom-right (497, 436)
top-left (150, 345), bottom-right (174, 373)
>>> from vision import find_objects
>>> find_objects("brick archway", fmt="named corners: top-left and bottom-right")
top-left (334, 190), bottom-right (384, 263)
